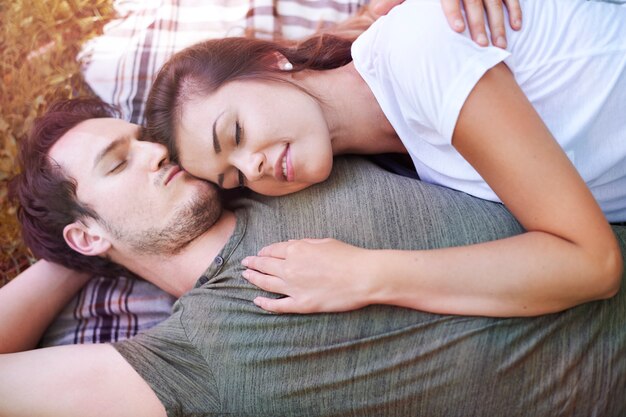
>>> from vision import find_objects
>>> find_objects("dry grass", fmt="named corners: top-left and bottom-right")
top-left (0, 0), bottom-right (116, 286)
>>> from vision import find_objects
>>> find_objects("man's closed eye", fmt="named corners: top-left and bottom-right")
top-left (108, 160), bottom-right (127, 174)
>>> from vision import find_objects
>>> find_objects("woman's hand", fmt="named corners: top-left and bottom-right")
top-left (369, 0), bottom-right (522, 48)
top-left (241, 239), bottom-right (376, 314)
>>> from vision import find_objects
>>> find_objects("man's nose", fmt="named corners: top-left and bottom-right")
top-left (139, 141), bottom-right (169, 171)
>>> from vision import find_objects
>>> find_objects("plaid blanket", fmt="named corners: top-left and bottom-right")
top-left (42, 276), bottom-right (176, 346)
top-left (81, 0), bottom-right (368, 125)
top-left (43, 0), bottom-right (367, 347)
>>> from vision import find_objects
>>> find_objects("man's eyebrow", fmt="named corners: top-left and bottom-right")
top-left (212, 111), bottom-right (226, 155)
top-left (93, 137), bottom-right (128, 170)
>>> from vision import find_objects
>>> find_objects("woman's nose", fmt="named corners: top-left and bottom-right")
top-left (240, 152), bottom-right (266, 182)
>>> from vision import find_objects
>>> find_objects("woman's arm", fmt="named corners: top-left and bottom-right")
top-left (241, 63), bottom-right (622, 317)
top-left (0, 259), bottom-right (91, 353)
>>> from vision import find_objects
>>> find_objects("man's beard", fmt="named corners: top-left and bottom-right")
top-left (103, 186), bottom-right (222, 256)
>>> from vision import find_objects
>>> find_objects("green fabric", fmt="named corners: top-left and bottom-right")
top-left (114, 157), bottom-right (626, 417)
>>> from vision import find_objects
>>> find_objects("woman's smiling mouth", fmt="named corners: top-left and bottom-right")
top-left (276, 144), bottom-right (293, 182)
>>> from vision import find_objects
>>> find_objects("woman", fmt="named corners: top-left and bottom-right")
top-left (146, 0), bottom-right (626, 317)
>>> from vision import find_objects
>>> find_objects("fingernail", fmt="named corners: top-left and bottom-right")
top-left (496, 36), bottom-right (506, 48)
top-left (241, 258), bottom-right (249, 266)
top-left (242, 270), bottom-right (249, 279)
top-left (454, 19), bottom-right (464, 30)
top-left (513, 19), bottom-right (521, 29)
top-left (476, 34), bottom-right (488, 46)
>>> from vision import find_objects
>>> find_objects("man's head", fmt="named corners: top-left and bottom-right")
top-left (11, 98), bottom-right (222, 278)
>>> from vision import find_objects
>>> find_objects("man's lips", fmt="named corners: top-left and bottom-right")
top-left (164, 165), bottom-right (182, 186)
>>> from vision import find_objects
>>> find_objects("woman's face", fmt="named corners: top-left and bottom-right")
top-left (175, 78), bottom-right (334, 196)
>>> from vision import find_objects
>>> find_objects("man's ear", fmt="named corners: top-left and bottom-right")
top-left (63, 221), bottom-right (111, 256)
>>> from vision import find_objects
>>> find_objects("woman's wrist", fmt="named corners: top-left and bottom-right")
top-left (363, 249), bottom-right (424, 309)
top-left (358, 249), bottom-right (395, 307)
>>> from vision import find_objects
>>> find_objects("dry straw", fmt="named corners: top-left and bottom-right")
top-left (0, 0), bottom-right (116, 286)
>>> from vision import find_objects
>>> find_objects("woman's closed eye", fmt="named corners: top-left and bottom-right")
top-left (216, 119), bottom-right (245, 189)
top-left (218, 168), bottom-right (245, 189)
top-left (234, 120), bottom-right (244, 187)
top-left (238, 169), bottom-right (245, 188)
top-left (235, 120), bottom-right (242, 145)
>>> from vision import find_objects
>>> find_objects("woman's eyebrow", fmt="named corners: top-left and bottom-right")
top-left (212, 111), bottom-right (226, 154)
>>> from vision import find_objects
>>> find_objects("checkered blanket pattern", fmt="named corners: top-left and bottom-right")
top-left (42, 276), bottom-right (176, 346)
top-left (81, 0), bottom-right (368, 125)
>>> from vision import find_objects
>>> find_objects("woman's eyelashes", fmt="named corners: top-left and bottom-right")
top-left (221, 169), bottom-right (244, 189)
top-left (238, 169), bottom-right (245, 188)
top-left (234, 120), bottom-right (245, 187)
top-left (235, 120), bottom-right (242, 145)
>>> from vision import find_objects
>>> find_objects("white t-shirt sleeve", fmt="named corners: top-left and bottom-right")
top-left (352, 0), bottom-right (510, 146)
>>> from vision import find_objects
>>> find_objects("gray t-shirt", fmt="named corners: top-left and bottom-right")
top-left (114, 157), bottom-right (626, 417)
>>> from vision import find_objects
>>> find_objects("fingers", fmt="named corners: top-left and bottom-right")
top-left (242, 268), bottom-right (288, 295)
top-left (369, 0), bottom-right (404, 17)
top-left (483, 0), bottom-right (506, 48)
top-left (442, 0), bottom-right (523, 48)
top-left (441, 0), bottom-right (468, 33)
top-left (461, 0), bottom-right (490, 46)
top-left (242, 255), bottom-right (284, 277)
top-left (441, 0), bottom-right (490, 46)
top-left (256, 241), bottom-right (290, 258)
top-left (484, 0), bottom-right (523, 47)
top-left (257, 238), bottom-right (330, 257)
top-left (504, 0), bottom-right (522, 30)
top-left (253, 296), bottom-right (301, 314)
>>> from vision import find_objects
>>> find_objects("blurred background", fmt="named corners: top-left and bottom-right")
top-left (0, 0), bottom-right (116, 285)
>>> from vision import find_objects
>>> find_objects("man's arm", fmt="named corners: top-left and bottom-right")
top-left (0, 261), bottom-right (166, 416)
top-left (0, 344), bottom-right (166, 417)
top-left (0, 260), bottom-right (90, 353)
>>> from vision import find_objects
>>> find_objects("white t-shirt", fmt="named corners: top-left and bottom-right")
top-left (352, 0), bottom-right (626, 221)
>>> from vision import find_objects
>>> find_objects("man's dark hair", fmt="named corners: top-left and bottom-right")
top-left (9, 97), bottom-right (134, 278)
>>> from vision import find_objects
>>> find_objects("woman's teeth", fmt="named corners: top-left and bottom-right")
top-left (281, 156), bottom-right (288, 179)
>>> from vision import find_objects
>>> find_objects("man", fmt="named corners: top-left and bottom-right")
top-left (1, 98), bottom-right (625, 416)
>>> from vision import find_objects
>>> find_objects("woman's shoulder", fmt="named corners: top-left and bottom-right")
top-left (351, 0), bottom-right (510, 144)
top-left (353, 0), bottom-right (455, 56)
top-left (352, 0), bottom-right (500, 77)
